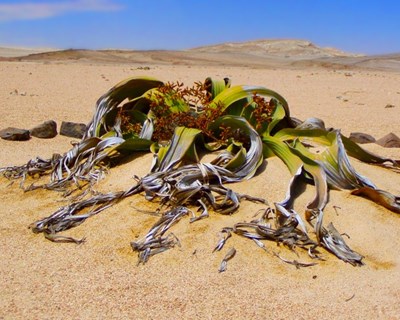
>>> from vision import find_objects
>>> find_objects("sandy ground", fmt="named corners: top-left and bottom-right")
top-left (0, 60), bottom-right (399, 320)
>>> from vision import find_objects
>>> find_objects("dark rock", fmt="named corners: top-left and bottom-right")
top-left (336, 95), bottom-right (349, 102)
top-left (60, 121), bottom-right (87, 139)
top-left (0, 127), bottom-right (30, 141)
top-left (349, 132), bottom-right (376, 144)
top-left (376, 133), bottom-right (400, 148)
top-left (30, 120), bottom-right (57, 139)
top-left (384, 104), bottom-right (395, 108)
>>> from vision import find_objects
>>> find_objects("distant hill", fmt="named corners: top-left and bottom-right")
top-left (190, 39), bottom-right (363, 58)
top-left (0, 46), bottom-right (57, 58)
top-left (1, 39), bottom-right (399, 71)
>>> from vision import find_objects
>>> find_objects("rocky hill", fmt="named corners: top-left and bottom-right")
top-left (190, 39), bottom-right (362, 58)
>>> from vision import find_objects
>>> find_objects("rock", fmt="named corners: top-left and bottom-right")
top-left (376, 133), bottom-right (400, 148)
top-left (60, 121), bottom-right (87, 139)
top-left (349, 132), bottom-right (376, 144)
top-left (9, 89), bottom-right (27, 96)
top-left (0, 127), bottom-right (30, 141)
top-left (30, 120), bottom-right (57, 139)
top-left (384, 104), bottom-right (395, 108)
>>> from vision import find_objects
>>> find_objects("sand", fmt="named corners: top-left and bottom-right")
top-left (0, 58), bottom-right (399, 319)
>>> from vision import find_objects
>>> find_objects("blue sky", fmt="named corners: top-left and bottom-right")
top-left (0, 0), bottom-right (399, 55)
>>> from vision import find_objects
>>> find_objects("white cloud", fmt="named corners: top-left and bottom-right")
top-left (0, 0), bottom-right (122, 22)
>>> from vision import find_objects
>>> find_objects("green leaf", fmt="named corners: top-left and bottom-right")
top-left (313, 131), bottom-right (376, 190)
top-left (341, 135), bottom-right (398, 166)
top-left (287, 131), bottom-right (400, 215)
top-left (127, 109), bottom-right (148, 124)
top-left (87, 77), bottom-right (164, 137)
top-left (209, 115), bottom-right (264, 180)
top-left (101, 76), bottom-right (164, 105)
top-left (225, 143), bottom-right (247, 171)
top-left (211, 85), bottom-right (290, 118)
top-left (274, 128), bottom-right (332, 146)
top-left (156, 127), bottom-right (202, 172)
top-left (265, 103), bottom-right (287, 135)
top-left (262, 136), bottom-right (302, 175)
top-left (225, 97), bottom-right (252, 117)
top-left (204, 77), bottom-right (230, 98)
top-left (101, 131), bottom-right (117, 138)
top-left (275, 128), bottom-right (398, 168)
top-left (144, 87), bottom-right (190, 113)
top-left (115, 138), bottom-right (153, 153)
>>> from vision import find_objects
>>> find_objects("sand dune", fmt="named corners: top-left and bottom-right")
top-left (0, 41), bottom-right (399, 319)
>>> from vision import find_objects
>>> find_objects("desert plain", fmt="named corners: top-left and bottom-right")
top-left (0, 42), bottom-right (400, 319)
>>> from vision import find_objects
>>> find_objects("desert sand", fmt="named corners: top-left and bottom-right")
top-left (0, 45), bottom-right (400, 319)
